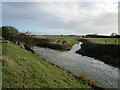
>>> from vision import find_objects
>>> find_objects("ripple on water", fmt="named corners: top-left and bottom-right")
top-left (33, 43), bottom-right (119, 88)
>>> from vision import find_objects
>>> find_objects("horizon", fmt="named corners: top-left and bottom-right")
top-left (1, 25), bottom-right (117, 36)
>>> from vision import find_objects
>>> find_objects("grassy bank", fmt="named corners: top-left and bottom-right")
top-left (76, 39), bottom-right (120, 68)
top-left (2, 42), bottom-right (91, 88)
top-left (33, 35), bottom-right (79, 51)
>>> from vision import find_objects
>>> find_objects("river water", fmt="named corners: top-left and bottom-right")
top-left (33, 42), bottom-right (119, 88)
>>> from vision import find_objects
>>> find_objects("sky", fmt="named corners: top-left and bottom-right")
top-left (2, 0), bottom-right (119, 35)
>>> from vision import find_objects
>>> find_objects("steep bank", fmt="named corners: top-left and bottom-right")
top-left (2, 42), bottom-right (91, 88)
top-left (76, 39), bottom-right (120, 68)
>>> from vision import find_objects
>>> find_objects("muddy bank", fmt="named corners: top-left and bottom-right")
top-left (76, 39), bottom-right (120, 68)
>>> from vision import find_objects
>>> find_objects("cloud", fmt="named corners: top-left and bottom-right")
top-left (2, 2), bottom-right (118, 35)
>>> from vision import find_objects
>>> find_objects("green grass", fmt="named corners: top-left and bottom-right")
top-left (84, 38), bottom-right (120, 45)
top-left (0, 40), bottom-right (10, 43)
top-left (34, 35), bottom-right (79, 46)
top-left (2, 42), bottom-right (91, 88)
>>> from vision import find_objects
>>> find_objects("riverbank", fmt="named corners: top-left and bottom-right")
top-left (2, 41), bottom-right (91, 88)
top-left (1, 26), bottom-right (79, 51)
top-left (2, 40), bottom-right (109, 89)
top-left (76, 39), bottom-right (120, 68)
top-left (35, 53), bottom-right (107, 89)
top-left (33, 35), bottom-right (79, 51)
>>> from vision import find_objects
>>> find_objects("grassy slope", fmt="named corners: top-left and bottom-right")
top-left (2, 43), bottom-right (91, 88)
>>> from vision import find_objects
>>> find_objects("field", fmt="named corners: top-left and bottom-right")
top-left (2, 42), bottom-right (91, 88)
top-left (84, 38), bottom-right (120, 45)
top-left (34, 36), bottom-right (120, 45)
top-left (34, 35), bottom-right (80, 46)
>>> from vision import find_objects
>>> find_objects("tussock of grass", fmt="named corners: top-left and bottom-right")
top-left (2, 43), bottom-right (91, 88)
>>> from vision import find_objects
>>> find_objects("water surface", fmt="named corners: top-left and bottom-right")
top-left (33, 42), bottom-right (119, 88)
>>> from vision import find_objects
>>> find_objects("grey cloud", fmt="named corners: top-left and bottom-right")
top-left (2, 2), bottom-right (118, 35)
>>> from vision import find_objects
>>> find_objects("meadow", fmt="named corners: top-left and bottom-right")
top-left (33, 35), bottom-right (80, 46)
top-left (34, 35), bottom-right (120, 45)
top-left (84, 38), bottom-right (120, 45)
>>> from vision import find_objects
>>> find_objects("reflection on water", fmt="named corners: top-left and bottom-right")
top-left (33, 42), bottom-right (119, 88)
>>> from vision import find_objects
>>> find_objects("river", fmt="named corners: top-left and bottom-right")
top-left (33, 42), bottom-right (119, 88)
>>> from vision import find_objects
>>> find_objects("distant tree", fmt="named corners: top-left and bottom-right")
top-left (111, 32), bottom-right (117, 37)
top-left (86, 33), bottom-right (98, 38)
top-left (60, 35), bottom-right (63, 37)
top-left (25, 31), bottom-right (31, 35)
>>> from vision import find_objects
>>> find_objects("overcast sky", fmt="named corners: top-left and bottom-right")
top-left (2, 1), bottom-right (119, 35)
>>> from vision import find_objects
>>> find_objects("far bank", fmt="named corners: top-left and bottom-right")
top-left (76, 38), bottom-right (120, 68)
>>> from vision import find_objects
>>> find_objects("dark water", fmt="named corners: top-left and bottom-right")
top-left (33, 42), bottom-right (119, 88)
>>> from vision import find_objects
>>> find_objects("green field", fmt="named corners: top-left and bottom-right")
top-left (2, 42), bottom-right (91, 88)
top-left (34, 36), bottom-right (120, 45)
top-left (34, 35), bottom-right (80, 46)
top-left (84, 38), bottom-right (120, 45)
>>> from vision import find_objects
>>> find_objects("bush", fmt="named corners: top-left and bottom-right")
top-left (1, 26), bottom-right (19, 41)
